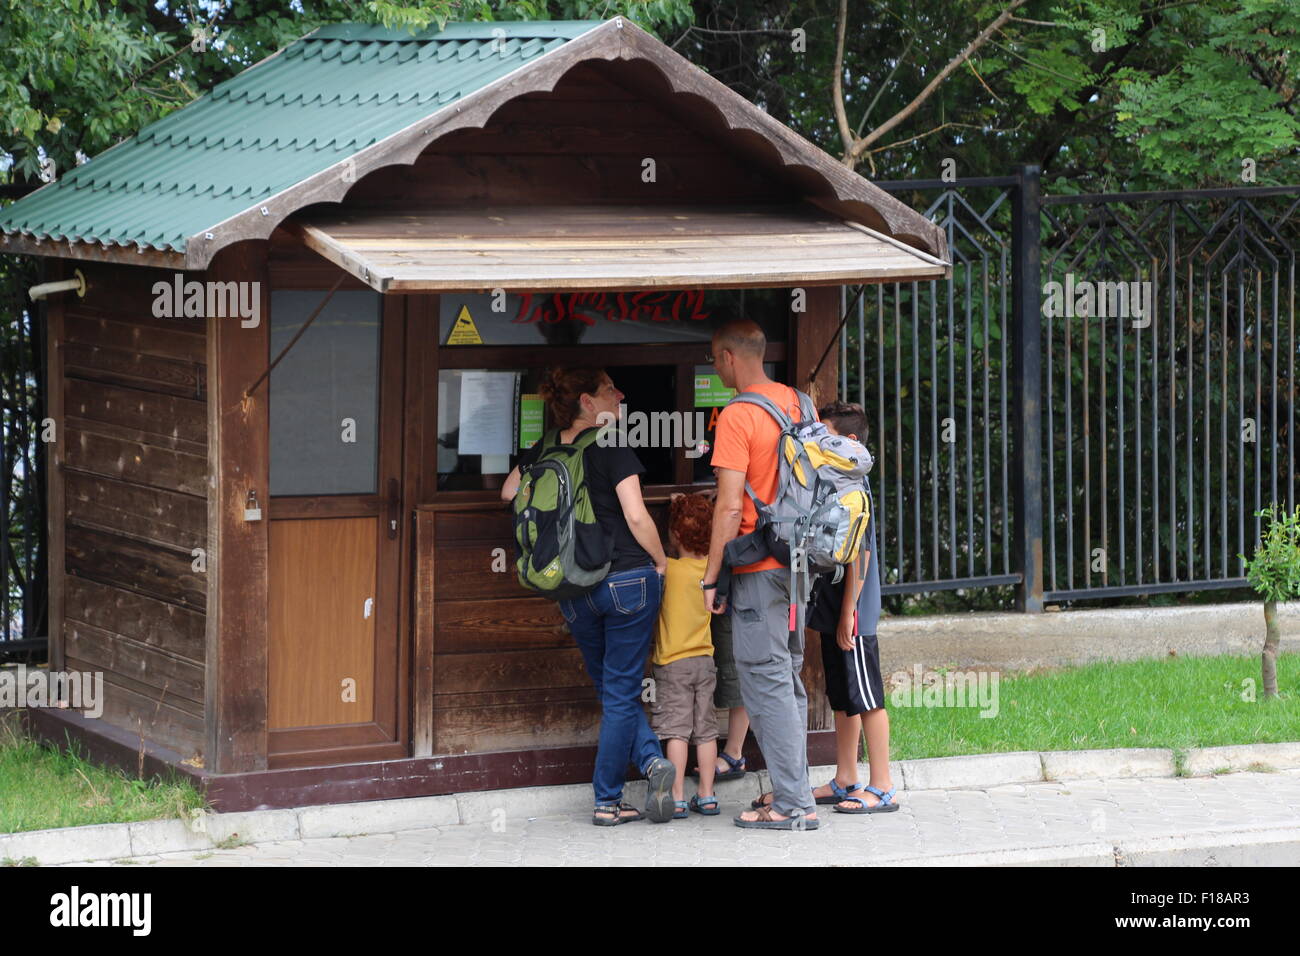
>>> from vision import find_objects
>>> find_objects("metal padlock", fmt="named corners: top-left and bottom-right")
top-left (244, 489), bottom-right (262, 522)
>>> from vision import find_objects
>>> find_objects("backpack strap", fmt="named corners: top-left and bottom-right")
top-left (572, 424), bottom-right (611, 451)
top-left (726, 391), bottom-right (793, 430)
top-left (724, 387), bottom-right (807, 516)
top-left (793, 388), bottom-right (816, 424)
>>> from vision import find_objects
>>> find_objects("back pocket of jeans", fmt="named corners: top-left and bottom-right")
top-left (558, 599), bottom-right (578, 625)
top-left (609, 578), bottom-right (646, 615)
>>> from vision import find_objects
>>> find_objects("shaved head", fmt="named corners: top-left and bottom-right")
top-left (712, 319), bottom-right (766, 359)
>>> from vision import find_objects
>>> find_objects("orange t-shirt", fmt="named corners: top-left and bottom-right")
top-left (710, 382), bottom-right (817, 573)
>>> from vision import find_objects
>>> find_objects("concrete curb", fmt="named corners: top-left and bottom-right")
top-left (889, 825), bottom-right (1300, 867)
top-left (4, 742), bottom-right (1297, 866)
top-left (1113, 826), bottom-right (1300, 866)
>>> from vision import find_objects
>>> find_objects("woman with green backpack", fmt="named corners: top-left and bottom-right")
top-left (502, 367), bottom-right (674, 826)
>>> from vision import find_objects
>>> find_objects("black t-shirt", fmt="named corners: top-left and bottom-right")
top-left (517, 429), bottom-right (653, 573)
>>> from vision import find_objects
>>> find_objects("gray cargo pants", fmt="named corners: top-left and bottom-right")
top-left (730, 567), bottom-right (814, 818)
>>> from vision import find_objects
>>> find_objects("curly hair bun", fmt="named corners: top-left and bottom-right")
top-left (669, 492), bottom-right (713, 555)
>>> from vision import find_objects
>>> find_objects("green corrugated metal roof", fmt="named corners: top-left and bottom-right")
top-left (0, 20), bottom-right (604, 256)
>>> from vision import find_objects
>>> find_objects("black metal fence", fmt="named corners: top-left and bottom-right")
top-left (844, 167), bottom-right (1300, 609)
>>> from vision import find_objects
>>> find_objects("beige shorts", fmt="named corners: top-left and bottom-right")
top-left (650, 655), bottom-right (719, 745)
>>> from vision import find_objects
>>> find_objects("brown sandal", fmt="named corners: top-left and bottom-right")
top-left (593, 801), bottom-right (644, 826)
top-left (734, 805), bottom-right (819, 830)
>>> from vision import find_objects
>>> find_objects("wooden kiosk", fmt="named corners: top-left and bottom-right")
top-left (2, 18), bottom-right (948, 809)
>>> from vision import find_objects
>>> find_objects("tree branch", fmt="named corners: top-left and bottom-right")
top-left (832, 0), bottom-right (854, 159)
top-left (837, 0), bottom-right (1032, 168)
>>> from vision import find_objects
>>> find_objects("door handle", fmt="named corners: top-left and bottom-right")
top-left (364, 598), bottom-right (374, 619)
top-left (387, 477), bottom-right (400, 539)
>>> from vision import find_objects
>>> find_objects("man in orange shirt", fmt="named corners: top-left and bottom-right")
top-left (702, 318), bottom-right (818, 830)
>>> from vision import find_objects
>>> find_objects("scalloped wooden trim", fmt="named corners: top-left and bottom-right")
top-left (184, 18), bottom-right (946, 271)
top-left (4, 17), bottom-right (945, 273)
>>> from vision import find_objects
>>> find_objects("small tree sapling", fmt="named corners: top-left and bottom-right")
top-left (1240, 505), bottom-right (1300, 699)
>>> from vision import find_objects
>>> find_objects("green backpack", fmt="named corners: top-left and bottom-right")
top-left (512, 426), bottom-right (612, 600)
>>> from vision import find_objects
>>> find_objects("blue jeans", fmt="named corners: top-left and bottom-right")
top-left (559, 566), bottom-right (664, 806)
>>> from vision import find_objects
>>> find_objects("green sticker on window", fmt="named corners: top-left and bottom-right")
top-left (520, 394), bottom-right (544, 449)
top-left (694, 373), bottom-right (735, 408)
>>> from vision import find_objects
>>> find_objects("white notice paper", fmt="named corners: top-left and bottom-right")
top-left (458, 370), bottom-right (517, 457)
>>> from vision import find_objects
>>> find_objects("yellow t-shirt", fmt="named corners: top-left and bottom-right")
top-left (652, 555), bottom-right (714, 666)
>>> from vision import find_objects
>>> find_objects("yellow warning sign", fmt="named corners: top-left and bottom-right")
top-left (447, 305), bottom-right (483, 345)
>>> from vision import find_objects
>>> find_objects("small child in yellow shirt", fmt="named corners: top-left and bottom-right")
top-left (650, 492), bottom-right (719, 818)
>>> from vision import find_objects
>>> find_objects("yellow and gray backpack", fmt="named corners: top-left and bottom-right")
top-left (723, 388), bottom-right (873, 633)
top-left (513, 426), bottom-right (612, 600)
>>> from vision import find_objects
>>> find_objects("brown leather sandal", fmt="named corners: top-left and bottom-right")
top-left (734, 805), bottom-right (819, 830)
top-left (593, 801), bottom-right (644, 826)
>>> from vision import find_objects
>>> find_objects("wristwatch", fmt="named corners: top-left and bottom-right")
top-left (700, 578), bottom-right (717, 589)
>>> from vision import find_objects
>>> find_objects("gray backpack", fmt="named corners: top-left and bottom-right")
top-left (723, 388), bottom-right (874, 635)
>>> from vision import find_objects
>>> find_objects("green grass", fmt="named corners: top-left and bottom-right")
top-left (0, 711), bottom-right (206, 835)
top-left (2, 654), bottom-right (1295, 834)
top-left (887, 653), bottom-right (1300, 760)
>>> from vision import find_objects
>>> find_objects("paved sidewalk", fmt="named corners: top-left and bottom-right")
top-left (62, 769), bottom-right (1300, 867)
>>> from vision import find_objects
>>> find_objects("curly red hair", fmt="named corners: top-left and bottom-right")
top-left (670, 492), bottom-right (713, 556)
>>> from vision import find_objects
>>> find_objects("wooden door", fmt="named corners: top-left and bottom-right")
top-left (266, 292), bottom-right (406, 765)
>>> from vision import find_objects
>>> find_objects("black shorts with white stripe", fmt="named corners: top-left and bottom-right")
top-left (818, 630), bottom-right (885, 717)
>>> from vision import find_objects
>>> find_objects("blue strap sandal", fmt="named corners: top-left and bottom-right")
top-left (833, 785), bottom-right (900, 814)
top-left (690, 752), bottom-right (747, 782)
top-left (689, 794), bottom-right (720, 815)
top-left (672, 800), bottom-right (690, 819)
top-left (814, 778), bottom-right (863, 806)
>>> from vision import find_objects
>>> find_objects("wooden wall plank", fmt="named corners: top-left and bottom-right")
top-left (433, 598), bottom-right (571, 653)
top-left (63, 343), bottom-right (205, 399)
top-left (431, 543), bottom-right (534, 601)
top-left (65, 525), bottom-right (205, 611)
top-left (433, 647), bottom-right (591, 696)
top-left (65, 378), bottom-right (207, 447)
top-left (68, 260), bottom-right (198, 317)
top-left (63, 311), bottom-right (206, 362)
top-left (64, 576), bottom-right (205, 664)
top-left (431, 696), bottom-right (599, 755)
top-left (65, 471), bottom-right (206, 552)
top-left (66, 620), bottom-right (205, 706)
top-left (63, 424), bottom-right (207, 496)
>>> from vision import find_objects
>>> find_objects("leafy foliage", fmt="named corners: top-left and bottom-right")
top-left (1241, 505), bottom-right (1300, 604)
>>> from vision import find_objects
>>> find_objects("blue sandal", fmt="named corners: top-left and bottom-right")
top-left (689, 794), bottom-right (720, 815)
top-left (833, 785), bottom-right (899, 814)
top-left (814, 778), bottom-right (863, 806)
top-left (672, 800), bottom-right (690, 819)
top-left (690, 752), bottom-right (747, 782)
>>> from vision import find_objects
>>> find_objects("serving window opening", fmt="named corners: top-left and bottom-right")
top-left (432, 288), bottom-right (791, 494)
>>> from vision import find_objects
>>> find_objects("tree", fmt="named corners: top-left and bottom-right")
top-left (677, 1), bottom-right (1300, 187)
top-left (1240, 504), bottom-right (1300, 700)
